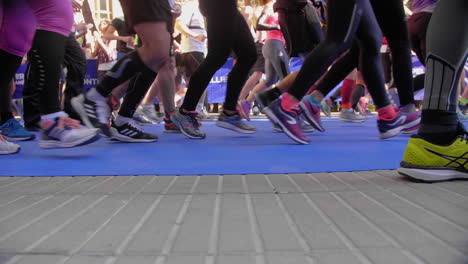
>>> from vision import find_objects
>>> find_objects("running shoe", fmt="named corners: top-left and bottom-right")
top-left (133, 108), bottom-right (154, 126)
top-left (273, 117), bottom-right (315, 133)
top-left (400, 109), bottom-right (421, 134)
top-left (0, 135), bottom-right (20, 155)
top-left (398, 133), bottom-right (468, 182)
top-left (321, 99), bottom-right (332, 117)
top-left (299, 96), bottom-right (325, 132)
top-left (171, 110), bottom-right (206, 139)
top-left (0, 118), bottom-right (36, 141)
top-left (163, 111), bottom-right (181, 133)
top-left (237, 100), bottom-right (252, 121)
top-left (216, 112), bottom-right (256, 134)
top-left (39, 117), bottom-right (100, 149)
top-left (377, 110), bottom-right (421, 139)
top-left (339, 108), bottom-right (366, 123)
top-left (110, 120), bottom-right (158, 143)
top-left (197, 108), bottom-right (214, 120)
top-left (254, 90), bottom-right (280, 113)
top-left (252, 105), bottom-right (261, 116)
top-left (137, 104), bottom-right (163, 124)
top-left (71, 91), bottom-right (111, 136)
top-left (264, 99), bottom-right (310, 144)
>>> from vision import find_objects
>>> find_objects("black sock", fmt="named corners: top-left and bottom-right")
top-left (96, 51), bottom-right (154, 97)
top-left (0, 50), bottom-right (22, 125)
top-left (418, 110), bottom-right (461, 145)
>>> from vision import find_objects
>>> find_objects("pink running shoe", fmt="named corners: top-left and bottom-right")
top-left (237, 100), bottom-right (251, 121)
top-left (299, 96), bottom-right (325, 132)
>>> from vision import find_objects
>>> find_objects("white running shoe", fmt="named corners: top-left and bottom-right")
top-left (39, 117), bottom-right (100, 149)
top-left (0, 135), bottom-right (20, 155)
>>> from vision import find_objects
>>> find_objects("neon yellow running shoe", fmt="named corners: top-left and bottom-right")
top-left (398, 134), bottom-right (468, 182)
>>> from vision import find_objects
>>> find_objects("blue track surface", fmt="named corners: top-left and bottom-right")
top-left (2, 117), bottom-right (414, 176)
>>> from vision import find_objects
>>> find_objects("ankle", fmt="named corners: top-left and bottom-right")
top-left (281, 93), bottom-right (299, 111)
top-left (114, 115), bottom-right (132, 126)
top-left (377, 105), bottom-right (398, 120)
top-left (311, 91), bottom-right (324, 103)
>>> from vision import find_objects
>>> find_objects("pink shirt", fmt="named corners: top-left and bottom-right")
top-left (265, 13), bottom-right (284, 44)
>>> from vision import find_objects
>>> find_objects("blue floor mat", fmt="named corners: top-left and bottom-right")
top-left (2, 117), bottom-right (414, 176)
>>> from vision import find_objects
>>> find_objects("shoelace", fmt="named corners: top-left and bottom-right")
top-left (186, 112), bottom-right (200, 129)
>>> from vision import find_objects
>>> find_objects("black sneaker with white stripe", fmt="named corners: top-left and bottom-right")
top-left (110, 120), bottom-right (158, 143)
top-left (71, 93), bottom-right (111, 137)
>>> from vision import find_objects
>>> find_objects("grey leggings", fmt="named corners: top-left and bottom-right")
top-left (262, 39), bottom-right (290, 87)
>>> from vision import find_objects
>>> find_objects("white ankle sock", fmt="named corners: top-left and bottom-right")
top-left (114, 115), bottom-right (132, 126)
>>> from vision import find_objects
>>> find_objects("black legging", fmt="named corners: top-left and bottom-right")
top-left (313, 0), bottom-right (414, 107)
top-left (181, 0), bottom-right (256, 112)
top-left (288, 0), bottom-right (389, 109)
top-left (24, 32), bottom-right (86, 127)
top-left (370, 0), bottom-right (414, 106)
top-left (276, 1), bottom-right (324, 57)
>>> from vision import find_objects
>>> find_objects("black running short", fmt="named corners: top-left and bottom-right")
top-left (119, 0), bottom-right (174, 34)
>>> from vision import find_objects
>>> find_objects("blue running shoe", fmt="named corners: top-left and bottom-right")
top-left (0, 118), bottom-right (35, 141)
top-left (264, 99), bottom-right (310, 144)
top-left (216, 112), bottom-right (256, 134)
top-left (171, 110), bottom-right (206, 139)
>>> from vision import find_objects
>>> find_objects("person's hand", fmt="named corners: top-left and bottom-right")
top-left (195, 34), bottom-right (207, 42)
top-left (121, 36), bottom-right (134, 44)
top-left (72, 0), bottom-right (83, 12)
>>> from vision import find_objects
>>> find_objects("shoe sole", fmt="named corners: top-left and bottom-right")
top-left (215, 121), bottom-right (256, 134)
top-left (71, 95), bottom-right (111, 137)
top-left (170, 115), bottom-right (205, 139)
top-left (109, 127), bottom-right (158, 143)
top-left (398, 167), bottom-right (468, 183)
top-left (401, 125), bottom-right (419, 134)
top-left (3, 134), bottom-right (36, 141)
top-left (39, 133), bottom-right (100, 149)
top-left (163, 129), bottom-right (181, 133)
top-left (263, 107), bottom-right (310, 145)
top-left (299, 101), bottom-right (326, 132)
top-left (379, 117), bottom-right (421, 139)
top-left (339, 118), bottom-right (366, 123)
top-left (0, 146), bottom-right (20, 155)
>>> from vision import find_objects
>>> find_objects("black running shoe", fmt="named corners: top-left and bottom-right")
top-left (72, 92), bottom-right (111, 137)
top-left (109, 120), bottom-right (158, 143)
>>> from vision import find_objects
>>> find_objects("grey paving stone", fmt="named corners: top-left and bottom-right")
top-left (14, 255), bottom-right (65, 264)
top-left (0, 171), bottom-right (466, 264)
top-left (218, 194), bottom-right (255, 253)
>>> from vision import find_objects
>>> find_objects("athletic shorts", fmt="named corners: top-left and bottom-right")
top-left (251, 42), bottom-right (265, 73)
top-left (119, 0), bottom-right (174, 34)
